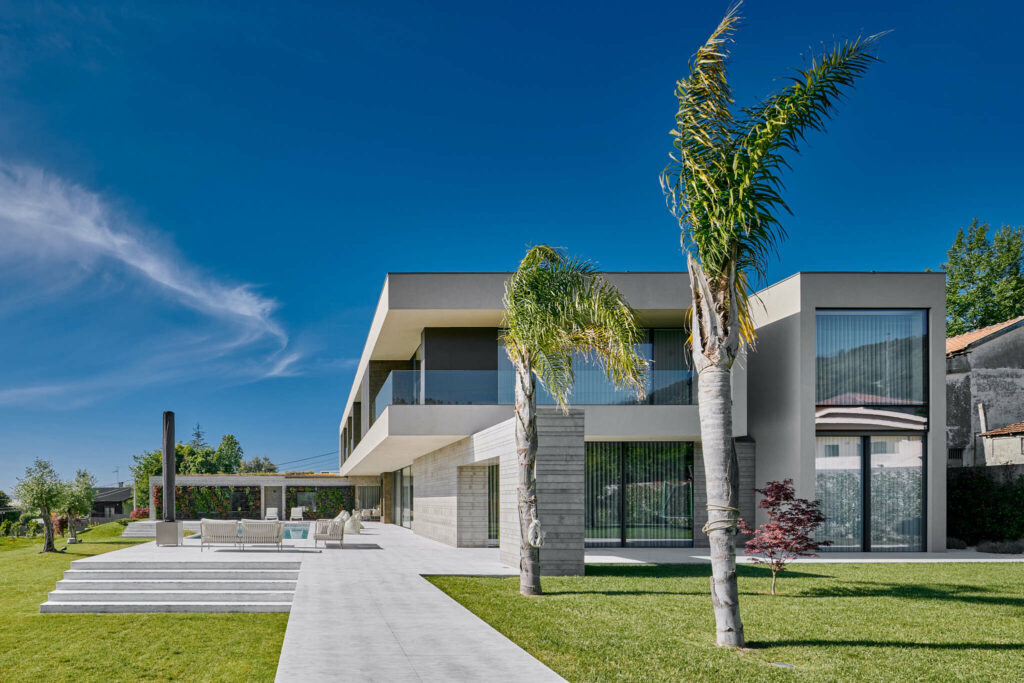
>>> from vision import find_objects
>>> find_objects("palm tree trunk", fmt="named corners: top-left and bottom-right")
top-left (698, 365), bottom-right (745, 647)
top-left (514, 362), bottom-right (542, 596)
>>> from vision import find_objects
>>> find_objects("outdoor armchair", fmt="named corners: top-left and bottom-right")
top-left (314, 517), bottom-right (344, 548)
top-left (289, 507), bottom-right (304, 521)
top-left (265, 507), bottom-right (280, 521)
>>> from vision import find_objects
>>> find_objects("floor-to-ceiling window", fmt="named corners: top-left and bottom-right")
top-left (356, 485), bottom-right (381, 512)
top-left (815, 309), bottom-right (927, 551)
top-left (487, 464), bottom-right (499, 546)
top-left (390, 468), bottom-right (414, 528)
top-left (585, 442), bottom-right (694, 547)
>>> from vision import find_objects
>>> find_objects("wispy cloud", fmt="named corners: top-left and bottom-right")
top-left (0, 163), bottom-right (299, 405)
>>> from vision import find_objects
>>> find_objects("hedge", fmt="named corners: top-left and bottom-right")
top-left (947, 465), bottom-right (1024, 544)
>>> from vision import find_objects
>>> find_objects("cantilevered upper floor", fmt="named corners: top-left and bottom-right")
top-left (337, 272), bottom-right (748, 477)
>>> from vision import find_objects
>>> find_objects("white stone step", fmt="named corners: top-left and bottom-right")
top-left (48, 590), bottom-right (296, 603)
top-left (56, 579), bottom-right (297, 591)
top-left (40, 601), bottom-right (291, 613)
top-left (70, 559), bottom-right (301, 570)
top-left (64, 568), bottom-right (300, 580)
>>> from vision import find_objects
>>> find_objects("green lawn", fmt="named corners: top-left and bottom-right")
top-left (0, 523), bottom-right (287, 682)
top-left (428, 563), bottom-right (1024, 682)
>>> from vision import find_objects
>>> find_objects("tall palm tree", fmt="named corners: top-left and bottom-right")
top-left (503, 245), bottom-right (649, 596)
top-left (660, 4), bottom-right (882, 647)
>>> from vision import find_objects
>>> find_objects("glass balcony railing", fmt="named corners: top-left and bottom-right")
top-left (372, 368), bottom-right (695, 425)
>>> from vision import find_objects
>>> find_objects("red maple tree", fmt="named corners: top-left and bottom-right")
top-left (739, 479), bottom-right (828, 595)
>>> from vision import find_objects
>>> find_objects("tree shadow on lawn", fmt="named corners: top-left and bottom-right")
top-left (748, 639), bottom-right (1024, 651)
top-left (546, 565), bottom-right (828, 596)
top-left (794, 581), bottom-right (1024, 608)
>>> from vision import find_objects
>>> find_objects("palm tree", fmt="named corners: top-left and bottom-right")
top-left (659, 4), bottom-right (882, 647)
top-left (503, 245), bottom-right (649, 596)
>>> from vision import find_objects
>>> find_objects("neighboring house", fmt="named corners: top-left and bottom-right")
top-left (977, 422), bottom-right (1024, 466)
top-left (945, 315), bottom-right (1024, 466)
top-left (92, 486), bottom-right (133, 519)
top-left (337, 271), bottom-right (946, 574)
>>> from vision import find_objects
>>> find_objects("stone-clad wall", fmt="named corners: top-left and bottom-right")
top-left (457, 467), bottom-right (489, 547)
top-left (411, 419), bottom-right (513, 547)
top-left (500, 407), bottom-right (586, 576)
top-left (693, 439), bottom-right (756, 548)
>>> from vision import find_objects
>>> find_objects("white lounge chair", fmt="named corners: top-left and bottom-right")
top-left (289, 507), bottom-right (304, 521)
top-left (240, 520), bottom-right (283, 551)
top-left (314, 515), bottom-right (345, 548)
top-left (265, 507), bottom-right (280, 521)
top-left (200, 519), bottom-right (240, 552)
top-left (344, 510), bottom-right (363, 535)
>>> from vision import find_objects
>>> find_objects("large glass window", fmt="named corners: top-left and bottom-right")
top-left (815, 436), bottom-right (864, 551)
top-left (400, 466), bottom-right (413, 529)
top-left (816, 310), bottom-right (927, 407)
top-left (487, 464), bottom-right (499, 546)
top-left (585, 442), bottom-right (693, 547)
top-left (870, 436), bottom-right (924, 552)
top-left (815, 434), bottom-right (924, 552)
top-left (498, 329), bottom-right (694, 405)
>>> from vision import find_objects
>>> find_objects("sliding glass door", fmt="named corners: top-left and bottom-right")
top-left (815, 434), bottom-right (924, 552)
top-left (585, 442), bottom-right (694, 547)
top-left (391, 467), bottom-right (414, 529)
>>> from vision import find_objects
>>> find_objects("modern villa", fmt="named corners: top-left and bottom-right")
top-left (337, 271), bottom-right (947, 575)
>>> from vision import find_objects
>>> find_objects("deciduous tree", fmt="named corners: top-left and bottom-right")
top-left (739, 479), bottom-right (827, 595)
top-left (944, 218), bottom-right (1024, 336)
top-left (57, 470), bottom-right (97, 543)
top-left (14, 459), bottom-right (65, 553)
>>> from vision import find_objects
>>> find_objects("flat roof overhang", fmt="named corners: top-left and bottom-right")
top-left (341, 400), bottom-right (748, 478)
top-left (338, 272), bottom-right (693, 431)
top-left (340, 404), bottom-right (515, 477)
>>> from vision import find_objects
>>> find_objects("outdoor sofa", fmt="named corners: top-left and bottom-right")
top-left (200, 519), bottom-right (284, 551)
top-left (200, 519), bottom-right (241, 551)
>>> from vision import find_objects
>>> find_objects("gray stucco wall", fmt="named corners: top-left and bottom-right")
top-left (983, 435), bottom-right (1024, 465)
top-left (693, 440), bottom-right (756, 548)
top-left (748, 272), bottom-right (947, 551)
top-left (947, 324), bottom-right (1024, 466)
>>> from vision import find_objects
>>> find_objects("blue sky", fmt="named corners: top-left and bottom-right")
top-left (1, 1), bottom-right (1022, 494)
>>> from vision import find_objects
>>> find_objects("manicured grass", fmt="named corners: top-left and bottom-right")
top-left (0, 523), bottom-right (288, 682)
top-left (428, 563), bottom-right (1024, 682)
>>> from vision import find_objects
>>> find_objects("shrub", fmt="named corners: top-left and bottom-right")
top-left (26, 520), bottom-right (42, 537)
top-left (52, 513), bottom-right (67, 537)
top-left (129, 507), bottom-right (149, 519)
top-left (946, 537), bottom-right (968, 550)
top-left (0, 519), bottom-right (11, 536)
top-left (977, 539), bottom-right (1024, 554)
top-left (739, 479), bottom-right (828, 595)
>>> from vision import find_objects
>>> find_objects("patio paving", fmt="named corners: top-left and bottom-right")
top-left (275, 523), bottom-right (562, 682)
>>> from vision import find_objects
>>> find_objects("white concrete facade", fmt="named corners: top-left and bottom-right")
top-left (336, 270), bottom-right (948, 572)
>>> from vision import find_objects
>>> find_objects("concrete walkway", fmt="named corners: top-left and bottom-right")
top-left (275, 523), bottom-right (563, 683)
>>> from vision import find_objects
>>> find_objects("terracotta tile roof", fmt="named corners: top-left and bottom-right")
top-left (946, 315), bottom-right (1024, 355)
top-left (980, 421), bottom-right (1024, 437)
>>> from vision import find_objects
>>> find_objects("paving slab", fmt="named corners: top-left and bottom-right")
top-left (275, 523), bottom-right (563, 683)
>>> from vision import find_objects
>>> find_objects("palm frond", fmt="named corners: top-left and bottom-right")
top-left (503, 245), bottom-right (649, 412)
top-left (663, 6), bottom-right (881, 360)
